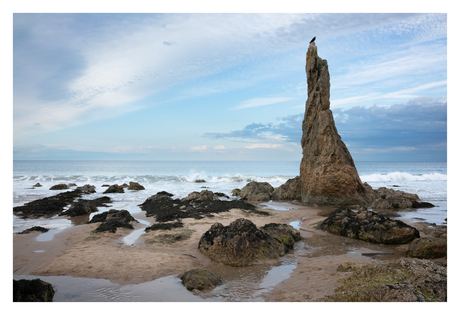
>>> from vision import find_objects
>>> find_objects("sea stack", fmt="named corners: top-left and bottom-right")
top-left (299, 43), bottom-right (374, 205)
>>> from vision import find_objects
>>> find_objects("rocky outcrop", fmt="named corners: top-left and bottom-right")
top-left (198, 218), bottom-right (287, 267)
top-left (179, 269), bottom-right (222, 291)
top-left (325, 258), bottom-right (446, 302)
top-left (260, 223), bottom-right (301, 250)
top-left (49, 184), bottom-right (69, 190)
top-left (87, 209), bottom-right (137, 233)
top-left (234, 181), bottom-right (274, 201)
top-left (139, 190), bottom-right (263, 222)
top-left (299, 43), bottom-right (376, 206)
top-left (318, 207), bottom-right (420, 244)
top-left (371, 187), bottom-right (429, 209)
top-left (60, 197), bottom-right (111, 217)
top-left (128, 181), bottom-right (145, 190)
top-left (13, 279), bottom-right (55, 302)
top-left (18, 226), bottom-right (49, 234)
top-left (407, 238), bottom-right (447, 259)
top-left (103, 184), bottom-right (124, 194)
top-left (272, 176), bottom-right (301, 201)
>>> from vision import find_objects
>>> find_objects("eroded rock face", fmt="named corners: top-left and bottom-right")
top-left (300, 43), bottom-right (375, 206)
top-left (326, 258), bottom-right (446, 302)
top-left (272, 176), bottom-right (301, 201)
top-left (198, 218), bottom-right (286, 266)
top-left (237, 181), bottom-right (274, 201)
top-left (179, 269), bottom-right (222, 291)
top-left (13, 279), bottom-right (55, 302)
top-left (318, 207), bottom-right (420, 244)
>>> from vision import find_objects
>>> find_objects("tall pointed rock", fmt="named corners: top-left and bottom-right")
top-left (300, 43), bottom-right (374, 205)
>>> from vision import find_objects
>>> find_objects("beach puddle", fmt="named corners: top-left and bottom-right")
top-left (36, 228), bottom-right (65, 242)
top-left (258, 201), bottom-right (294, 211)
top-left (289, 220), bottom-right (301, 230)
top-left (122, 219), bottom-right (150, 246)
top-left (33, 250), bottom-right (45, 253)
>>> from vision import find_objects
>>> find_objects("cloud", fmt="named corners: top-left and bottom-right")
top-left (213, 145), bottom-right (225, 150)
top-left (245, 143), bottom-right (281, 149)
top-left (190, 145), bottom-right (207, 152)
top-left (232, 97), bottom-right (296, 110)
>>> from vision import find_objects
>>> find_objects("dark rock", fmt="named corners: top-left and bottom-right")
top-left (326, 258), bottom-right (446, 302)
top-left (18, 226), bottom-right (49, 234)
top-left (121, 183), bottom-right (129, 188)
top-left (13, 279), bottom-right (55, 302)
top-left (238, 181), bottom-right (274, 201)
top-left (88, 209), bottom-right (137, 233)
top-left (102, 184), bottom-right (110, 187)
top-left (261, 223), bottom-right (302, 250)
top-left (103, 184), bottom-right (124, 194)
top-left (407, 237), bottom-right (447, 259)
top-left (33, 183), bottom-right (42, 188)
top-left (75, 184), bottom-right (96, 194)
top-left (198, 218), bottom-right (287, 266)
top-left (231, 188), bottom-right (242, 196)
top-left (128, 181), bottom-right (145, 190)
top-left (371, 187), bottom-right (419, 209)
top-left (179, 269), bottom-right (222, 291)
top-left (139, 190), bottom-right (260, 222)
top-left (318, 207), bottom-right (420, 244)
top-left (194, 179), bottom-right (206, 183)
top-left (411, 200), bottom-right (435, 208)
top-left (145, 221), bottom-right (184, 232)
top-left (60, 197), bottom-right (111, 217)
top-left (272, 176), bottom-right (301, 201)
top-left (68, 183), bottom-right (77, 187)
top-left (49, 184), bottom-right (69, 190)
top-left (214, 192), bottom-right (229, 198)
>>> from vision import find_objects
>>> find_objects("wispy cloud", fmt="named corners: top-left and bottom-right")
top-left (232, 97), bottom-right (296, 110)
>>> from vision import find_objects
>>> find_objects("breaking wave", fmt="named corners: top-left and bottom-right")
top-left (360, 172), bottom-right (447, 183)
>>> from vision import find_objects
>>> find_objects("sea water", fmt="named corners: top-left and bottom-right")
top-left (13, 160), bottom-right (447, 232)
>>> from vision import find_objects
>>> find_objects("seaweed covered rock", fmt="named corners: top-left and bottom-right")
top-left (18, 226), bottom-right (49, 234)
top-left (407, 237), bottom-right (447, 259)
top-left (261, 223), bottom-right (301, 250)
top-left (198, 218), bottom-right (286, 266)
top-left (13, 278), bottom-right (55, 302)
top-left (326, 258), bottom-right (447, 302)
top-left (60, 197), bottom-right (111, 217)
top-left (318, 207), bottom-right (419, 244)
top-left (179, 269), bottom-right (222, 291)
top-left (128, 181), bottom-right (145, 190)
top-left (237, 181), bottom-right (274, 201)
top-left (88, 209), bottom-right (137, 233)
top-left (139, 190), bottom-right (262, 222)
top-left (13, 187), bottom-right (98, 219)
top-left (49, 183), bottom-right (69, 190)
top-left (145, 221), bottom-right (184, 232)
top-left (272, 176), bottom-right (301, 201)
top-left (103, 184), bottom-right (124, 194)
top-left (75, 184), bottom-right (96, 194)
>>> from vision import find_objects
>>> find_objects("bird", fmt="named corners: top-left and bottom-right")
top-left (309, 36), bottom-right (316, 44)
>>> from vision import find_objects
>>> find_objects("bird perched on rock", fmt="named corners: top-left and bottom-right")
top-left (309, 36), bottom-right (316, 44)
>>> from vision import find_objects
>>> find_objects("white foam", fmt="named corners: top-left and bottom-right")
top-left (361, 172), bottom-right (447, 183)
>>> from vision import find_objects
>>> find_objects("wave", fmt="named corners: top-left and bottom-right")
top-left (361, 172), bottom-right (447, 183)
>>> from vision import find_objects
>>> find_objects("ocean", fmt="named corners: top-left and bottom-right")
top-left (13, 160), bottom-right (447, 233)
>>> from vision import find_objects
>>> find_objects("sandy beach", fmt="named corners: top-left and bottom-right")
top-left (13, 200), bottom-right (445, 302)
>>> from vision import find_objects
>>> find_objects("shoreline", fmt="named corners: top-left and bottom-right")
top-left (13, 199), bottom-right (446, 301)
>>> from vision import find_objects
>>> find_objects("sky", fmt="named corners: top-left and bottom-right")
top-left (11, 10), bottom-right (449, 161)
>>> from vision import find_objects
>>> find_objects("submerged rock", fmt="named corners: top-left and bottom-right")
top-left (103, 184), bottom-right (124, 194)
top-left (326, 258), bottom-right (446, 302)
top-left (272, 176), bottom-right (301, 201)
top-left (318, 207), bottom-right (420, 244)
top-left (407, 237), bottom-right (447, 259)
top-left (13, 278), bottom-right (55, 302)
top-left (299, 43), bottom-right (376, 206)
top-left (237, 181), bottom-right (274, 201)
top-left (198, 218), bottom-right (287, 267)
top-left (18, 226), bottom-right (49, 234)
top-left (88, 209), bottom-right (137, 233)
top-left (179, 269), bottom-right (222, 291)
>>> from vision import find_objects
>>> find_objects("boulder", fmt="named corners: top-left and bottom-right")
top-left (128, 181), bottom-right (145, 190)
top-left (179, 269), bottom-right (222, 291)
top-left (68, 183), bottom-right (77, 187)
top-left (407, 237), bottom-right (447, 259)
top-left (194, 179), bottom-right (206, 183)
top-left (326, 258), bottom-right (446, 302)
top-left (60, 197), bottom-right (111, 217)
top-left (182, 190), bottom-right (220, 203)
top-left (75, 184), bottom-right (96, 194)
top-left (371, 187), bottom-right (422, 209)
top-left (299, 43), bottom-right (376, 206)
top-left (318, 207), bottom-right (420, 244)
top-left (87, 209), bottom-right (137, 233)
top-left (260, 223), bottom-right (302, 250)
top-left (49, 184), bottom-right (69, 190)
top-left (13, 279), bottom-right (55, 302)
top-left (103, 184), bottom-right (124, 194)
top-left (198, 218), bottom-right (286, 266)
top-left (33, 183), bottom-right (42, 188)
top-left (231, 188), bottom-right (242, 197)
top-left (238, 181), bottom-right (274, 201)
top-left (18, 226), bottom-right (49, 234)
top-left (272, 176), bottom-right (301, 201)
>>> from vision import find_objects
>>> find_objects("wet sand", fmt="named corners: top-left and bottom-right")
top-left (13, 202), bottom-right (446, 302)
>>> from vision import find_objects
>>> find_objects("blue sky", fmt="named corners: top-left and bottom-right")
top-left (12, 11), bottom-right (448, 161)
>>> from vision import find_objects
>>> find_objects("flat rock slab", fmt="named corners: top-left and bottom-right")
top-left (318, 207), bottom-right (420, 244)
